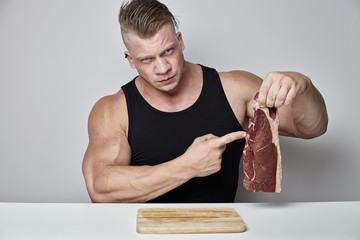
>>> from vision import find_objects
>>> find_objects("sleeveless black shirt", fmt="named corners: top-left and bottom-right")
top-left (121, 65), bottom-right (245, 202)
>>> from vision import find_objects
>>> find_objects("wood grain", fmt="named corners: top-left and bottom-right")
top-left (136, 207), bottom-right (246, 234)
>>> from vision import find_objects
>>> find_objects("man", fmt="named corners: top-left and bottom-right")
top-left (82, 0), bottom-right (328, 203)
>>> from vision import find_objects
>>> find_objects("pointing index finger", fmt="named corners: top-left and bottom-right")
top-left (217, 131), bottom-right (247, 145)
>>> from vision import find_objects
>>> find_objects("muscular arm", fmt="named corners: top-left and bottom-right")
top-left (82, 93), bottom-right (190, 203)
top-left (220, 70), bottom-right (328, 139)
top-left (83, 134), bottom-right (192, 202)
top-left (82, 92), bottom-right (246, 203)
top-left (257, 72), bottom-right (328, 139)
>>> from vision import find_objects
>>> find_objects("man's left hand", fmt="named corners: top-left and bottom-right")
top-left (257, 72), bottom-right (310, 108)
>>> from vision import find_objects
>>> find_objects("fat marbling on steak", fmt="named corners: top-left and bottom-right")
top-left (243, 93), bottom-right (282, 193)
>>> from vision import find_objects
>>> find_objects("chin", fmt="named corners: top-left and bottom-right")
top-left (159, 80), bottom-right (180, 93)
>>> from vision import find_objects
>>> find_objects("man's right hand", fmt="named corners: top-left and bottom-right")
top-left (181, 131), bottom-right (247, 177)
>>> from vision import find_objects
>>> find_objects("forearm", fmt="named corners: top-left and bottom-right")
top-left (90, 156), bottom-right (193, 203)
top-left (84, 131), bottom-right (245, 203)
top-left (280, 77), bottom-right (328, 139)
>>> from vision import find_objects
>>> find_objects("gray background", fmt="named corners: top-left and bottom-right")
top-left (0, 0), bottom-right (359, 203)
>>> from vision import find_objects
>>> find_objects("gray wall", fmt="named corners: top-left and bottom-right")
top-left (0, 0), bottom-right (359, 203)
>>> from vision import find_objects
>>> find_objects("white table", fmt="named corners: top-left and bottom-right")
top-left (0, 201), bottom-right (359, 240)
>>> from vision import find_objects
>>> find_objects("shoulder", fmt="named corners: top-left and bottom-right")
top-left (219, 70), bottom-right (262, 101)
top-left (218, 70), bottom-right (263, 121)
top-left (219, 70), bottom-right (262, 94)
top-left (88, 90), bottom-right (128, 137)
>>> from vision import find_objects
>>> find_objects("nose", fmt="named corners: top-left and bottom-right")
top-left (154, 57), bottom-right (171, 75)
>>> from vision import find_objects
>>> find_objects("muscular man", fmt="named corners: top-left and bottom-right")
top-left (82, 0), bottom-right (328, 203)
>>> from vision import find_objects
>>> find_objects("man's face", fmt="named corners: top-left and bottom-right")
top-left (124, 24), bottom-right (185, 93)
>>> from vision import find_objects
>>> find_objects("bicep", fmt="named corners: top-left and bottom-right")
top-left (84, 93), bottom-right (131, 166)
top-left (82, 133), bottom-right (131, 202)
top-left (82, 95), bottom-right (131, 193)
top-left (84, 134), bottom-right (131, 169)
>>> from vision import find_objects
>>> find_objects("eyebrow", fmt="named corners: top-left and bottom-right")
top-left (134, 43), bottom-right (177, 61)
top-left (136, 55), bottom-right (153, 61)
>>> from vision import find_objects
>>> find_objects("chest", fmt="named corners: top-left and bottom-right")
top-left (128, 93), bottom-right (243, 166)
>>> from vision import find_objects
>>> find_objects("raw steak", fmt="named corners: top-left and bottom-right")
top-left (243, 93), bottom-right (282, 193)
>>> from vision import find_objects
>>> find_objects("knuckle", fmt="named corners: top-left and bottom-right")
top-left (266, 71), bottom-right (276, 78)
top-left (222, 136), bottom-right (230, 144)
top-left (273, 76), bottom-right (282, 84)
top-left (286, 95), bottom-right (294, 103)
top-left (267, 94), bottom-right (275, 102)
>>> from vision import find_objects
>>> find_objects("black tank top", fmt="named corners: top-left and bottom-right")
top-left (121, 65), bottom-right (245, 202)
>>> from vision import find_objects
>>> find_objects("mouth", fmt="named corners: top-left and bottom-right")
top-left (159, 75), bottom-right (175, 83)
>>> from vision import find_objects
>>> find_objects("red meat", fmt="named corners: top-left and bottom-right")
top-left (243, 93), bottom-right (282, 193)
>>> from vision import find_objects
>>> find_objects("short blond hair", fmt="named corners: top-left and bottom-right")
top-left (119, 0), bottom-right (178, 43)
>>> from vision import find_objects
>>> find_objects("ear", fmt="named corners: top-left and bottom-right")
top-left (176, 32), bottom-right (185, 51)
top-left (124, 51), bottom-right (136, 69)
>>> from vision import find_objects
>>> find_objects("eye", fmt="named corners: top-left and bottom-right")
top-left (164, 48), bottom-right (174, 55)
top-left (141, 58), bottom-right (152, 63)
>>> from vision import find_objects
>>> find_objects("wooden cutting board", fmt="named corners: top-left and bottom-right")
top-left (136, 207), bottom-right (246, 234)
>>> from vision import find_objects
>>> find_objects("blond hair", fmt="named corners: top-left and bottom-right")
top-left (119, 0), bottom-right (178, 42)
